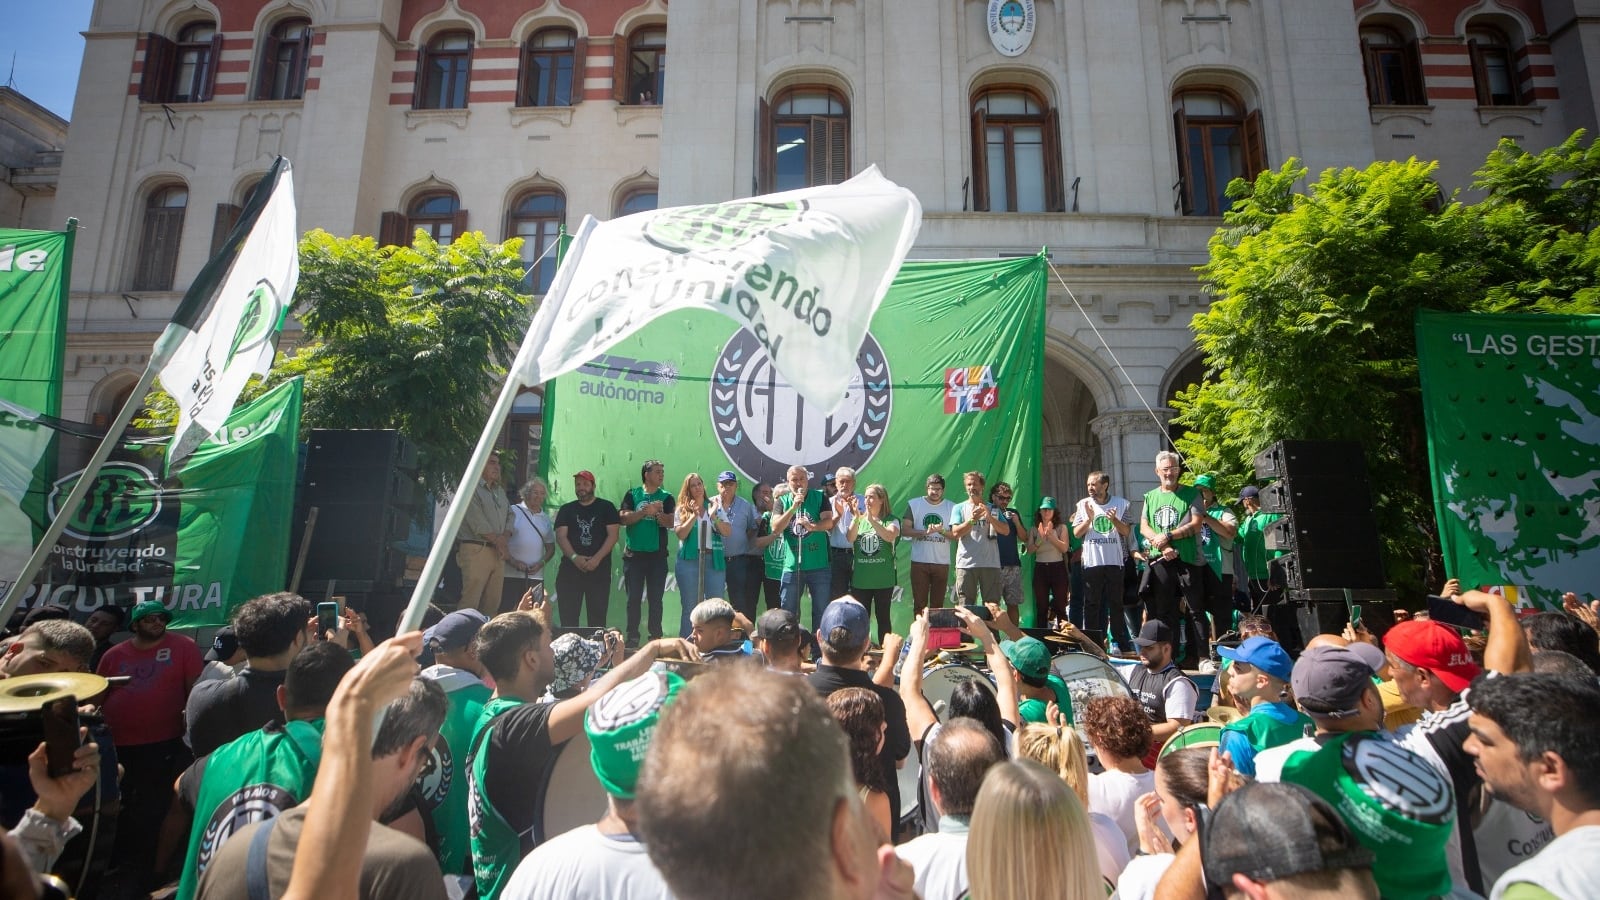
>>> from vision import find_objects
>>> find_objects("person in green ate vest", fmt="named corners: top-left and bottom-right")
top-left (772, 465), bottom-right (835, 632)
top-left (1138, 451), bottom-right (1206, 658)
top-left (847, 483), bottom-right (900, 644)
top-left (466, 601), bottom-right (695, 900)
top-left (1214, 636), bottom-right (1311, 778)
top-left (174, 642), bottom-right (354, 900)
top-left (416, 609), bottom-right (493, 893)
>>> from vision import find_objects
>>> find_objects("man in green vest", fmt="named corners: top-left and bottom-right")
top-left (1215, 635), bottom-right (1311, 777)
top-left (1138, 450), bottom-right (1205, 656)
top-left (174, 642), bottom-right (354, 900)
top-left (466, 603), bottom-right (695, 900)
top-left (416, 609), bottom-right (492, 893)
top-left (617, 458), bottom-right (674, 646)
top-left (771, 465), bottom-right (834, 632)
top-left (1237, 484), bottom-right (1295, 649)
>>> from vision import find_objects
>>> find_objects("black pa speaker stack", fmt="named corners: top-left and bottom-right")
top-left (1252, 440), bottom-right (1396, 639)
top-left (290, 430), bottom-right (421, 629)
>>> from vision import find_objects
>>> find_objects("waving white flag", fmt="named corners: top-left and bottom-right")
top-left (157, 157), bottom-right (297, 467)
top-left (514, 166), bottom-right (921, 413)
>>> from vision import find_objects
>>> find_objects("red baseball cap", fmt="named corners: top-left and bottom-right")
top-left (574, 470), bottom-right (596, 483)
top-left (1385, 620), bottom-right (1482, 694)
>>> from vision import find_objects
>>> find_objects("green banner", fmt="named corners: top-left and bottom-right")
top-left (1416, 311), bottom-right (1600, 609)
top-left (11, 379), bottom-right (303, 627)
top-left (543, 255), bottom-right (1047, 632)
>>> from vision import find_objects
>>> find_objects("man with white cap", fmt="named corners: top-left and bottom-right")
top-left (500, 670), bottom-right (683, 900)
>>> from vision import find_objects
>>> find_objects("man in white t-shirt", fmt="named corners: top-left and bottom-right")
top-left (903, 474), bottom-right (956, 616)
top-left (1072, 471), bottom-right (1131, 651)
top-left (895, 718), bottom-right (1004, 900)
top-left (501, 669), bottom-right (683, 900)
top-left (503, 477), bottom-right (556, 614)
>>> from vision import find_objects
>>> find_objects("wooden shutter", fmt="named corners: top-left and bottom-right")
top-left (199, 32), bottom-right (223, 101)
top-left (612, 34), bottom-right (629, 104)
top-left (1360, 40), bottom-right (1380, 104)
top-left (1173, 108), bottom-right (1192, 215)
top-left (1469, 41), bottom-right (1491, 105)
top-left (809, 117), bottom-right (849, 186)
top-left (1243, 109), bottom-right (1266, 180)
top-left (255, 33), bottom-right (280, 100)
top-left (134, 207), bottom-right (185, 291)
top-left (829, 117), bottom-right (849, 183)
top-left (1403, 40), bottom-right (1426, 105)
top-left (970, 107), bottom-right (989, 212)
top-left (293, 27), bottom-right (313, 98)
top-left (209, 202), bottom-right (242, 256)
top-left (571, 37), bottom-right (587, 104)
top-left (451, 209), bottom-right (469, 243)
top-left (413, 43), bottom-right (429, 109)
top-left (757, 96), bottom-right (773, 193)
top-left (378, 211), bottom-right (407, 247)
top-left (1044, 107), bottom-right (1065, 212)
top-left (140, 33), bottom-right (177, 103)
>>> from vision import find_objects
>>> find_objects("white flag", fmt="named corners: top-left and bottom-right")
top-left (514, 166), bottom-right (921, 413)
top-left (157, 157), bottom-right (297, 466)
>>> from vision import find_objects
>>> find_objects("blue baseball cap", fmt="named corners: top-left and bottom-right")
top-left (425, 609), bottom-right (489, 652)
top-left (818, 599), bottom-right (869, 652)
top-left (717, 470), bottom-right (739, 483)
top-left (1217, 635), bottom-right (1294, 682)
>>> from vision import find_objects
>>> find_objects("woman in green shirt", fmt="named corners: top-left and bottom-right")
top-left (674, 473), bottom-right (731, 636)
top-left (847, 483), bottom-right (900, 643)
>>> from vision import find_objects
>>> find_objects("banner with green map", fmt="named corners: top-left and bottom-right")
top-left (542, 255), bottom-right (1048, 632)
top-left (1416, 310), bottom-right (1600, 609)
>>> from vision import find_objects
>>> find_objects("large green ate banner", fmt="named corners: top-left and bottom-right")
top-left (9, 379), bottom-right (303, 627)
top-left (1416, 311), bottom-right (1600, 609)
top-left (543, 255), bottom-right (1047, 632)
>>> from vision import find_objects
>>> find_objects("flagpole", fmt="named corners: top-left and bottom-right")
top-left (394, 220), bottom-right (593, 635)
top-left (0, 357), bottom-right (163, 623)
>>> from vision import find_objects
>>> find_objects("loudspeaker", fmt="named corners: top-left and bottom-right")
top-left (1252, 440), bottom-right (1386, 591)
top-left (1288, 589), bottom-right (1397, 639)
top-left (291, 430), bottom-right (421, 592)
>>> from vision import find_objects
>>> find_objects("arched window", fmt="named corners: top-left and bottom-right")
top-left (509, 191), bottom-right (565, 294)
top-left (1360, 24), bottom-right (1425, 106)
top-left (760, 88), bottom-right (850, 193)
top-left (257, 18), bottom-right (313, 100)
top-left (971, 88), bottom-right (1063, 212)
top-left (1173, 89), bottom-right (1265, 217)
top-left (619, 26), bottom-right (665, 105)
top-left (140, 22), bottom-right (220, 103)
top-left (416, 31), bottom-right (473, 110)
top-left (519, 28), bottom-right (577, 107)
top-left (616, 187), bottom-right (658, 217)
top-left (133, 185), bottom-right (188, 291)
top-left (408, 192), bottom-right (462, 244)
top-left (1468, 26), bottom-right (1522, 106)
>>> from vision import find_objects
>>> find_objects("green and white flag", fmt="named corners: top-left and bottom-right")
top-left (542, 254), bottom-right (1047, 632)
top-left (1416, 310), bottom-right (1600, 609)
top-left (6, 379), bottom-right (302, 627)
top-left (515, 166), bottom-right (921, 414)
top-left (0, 226), bottom-right (73, 597)
top-left (158, 157), bottom-right (296, 467)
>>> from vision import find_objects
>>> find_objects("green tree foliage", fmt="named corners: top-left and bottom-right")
top-left (141, 230), bottom-right (528, 493)
top-left (1174, 133), bottom-right (1600, 598)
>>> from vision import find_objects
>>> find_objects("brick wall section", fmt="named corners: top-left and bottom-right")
top-left (127, 24), bottom-right (326, 101)
top-left (1354, 0), bottom-right (1559, 102)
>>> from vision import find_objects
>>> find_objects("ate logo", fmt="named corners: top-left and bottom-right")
top-left (945, 365), bottom-right (999, 414)
top-left (48, 461), bottom-right (163, 541)
top-left (711, 329), bottom-right (890, 490)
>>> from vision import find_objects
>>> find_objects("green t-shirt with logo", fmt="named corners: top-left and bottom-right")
top-left (1142, 485), bottom-right (1202, 565)
top-left (623, 486), bottom-right (672, 553)
top-left (851, 520), bottom-right (897, 589)
top-left (419, 676), bottom-right (492, 878)
top-left (778, 489), bottom-right (829, 572)
top-left (762, 511), bottom-right (788, 580)
top-left (1200, 503), bottom-right (1238, 577)
top-left (1239, 510), bottom-right (1284, 579)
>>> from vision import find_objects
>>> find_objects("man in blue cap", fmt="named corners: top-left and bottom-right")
top-left (1217, 635), bottom-right (1312, 777)
top-left (418, 609), bottom-right (492, 891)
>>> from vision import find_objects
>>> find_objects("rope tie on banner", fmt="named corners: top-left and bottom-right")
top-left (1046, 258), bottom-right (1177, 451)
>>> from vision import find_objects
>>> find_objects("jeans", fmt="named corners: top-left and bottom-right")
top-left (623, 552), bottom-right (668, 642)
top-left (1143, 558), bottom-right (1203, 656)
top-left (724, 555), bottom-right (763, 619)
top-left (780, 567), bottom-right (832, 631)
top-left (557, 562), bottom-right (611, 628)
top-left (675, 555), bottom-right (728, 637)
top-left (1082, 565), bottom-right (1131, 650)
top-left (829, 547), bottom-right (854, 600)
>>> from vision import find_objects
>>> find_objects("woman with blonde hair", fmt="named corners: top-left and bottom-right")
top-left (966, 759), bottom-right (1105, 900)
top-left (1016, 721), bottom-right (1131, 887)
top-left (673, 472), bottom-right (732, 636)
top-left (847, 483), bottom-right (900, 643)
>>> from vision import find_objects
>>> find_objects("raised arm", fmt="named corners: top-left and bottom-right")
top-left (956, 607), bottom-right (1018, 728)
top-left (898, 615), bottom-right (938, 742)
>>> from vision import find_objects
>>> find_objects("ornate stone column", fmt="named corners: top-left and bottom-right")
top-left (1040, 443), bottom-right (1095, 504)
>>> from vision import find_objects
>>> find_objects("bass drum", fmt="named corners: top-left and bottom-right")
top-left (1160, 722), bottom-right (1225, 758)
top-left (539, 730), bottom-right (610, 842)
top-left (1049, 651), bottom-right (1135, 770)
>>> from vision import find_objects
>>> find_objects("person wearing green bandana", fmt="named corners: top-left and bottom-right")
top-left (1253, 645), bottom-right (1457, 900)
top-left (1138, 451), bottom-right (1205, 656)
top-left (175, 643), bottom-right (354, 900)
top-left (466, 604), bottom-right (694, 900)
top-left (500, 670), bottom-right (684, 899)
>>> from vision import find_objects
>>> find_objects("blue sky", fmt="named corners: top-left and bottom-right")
top-left (1, 1), bottom-right (95, 121)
